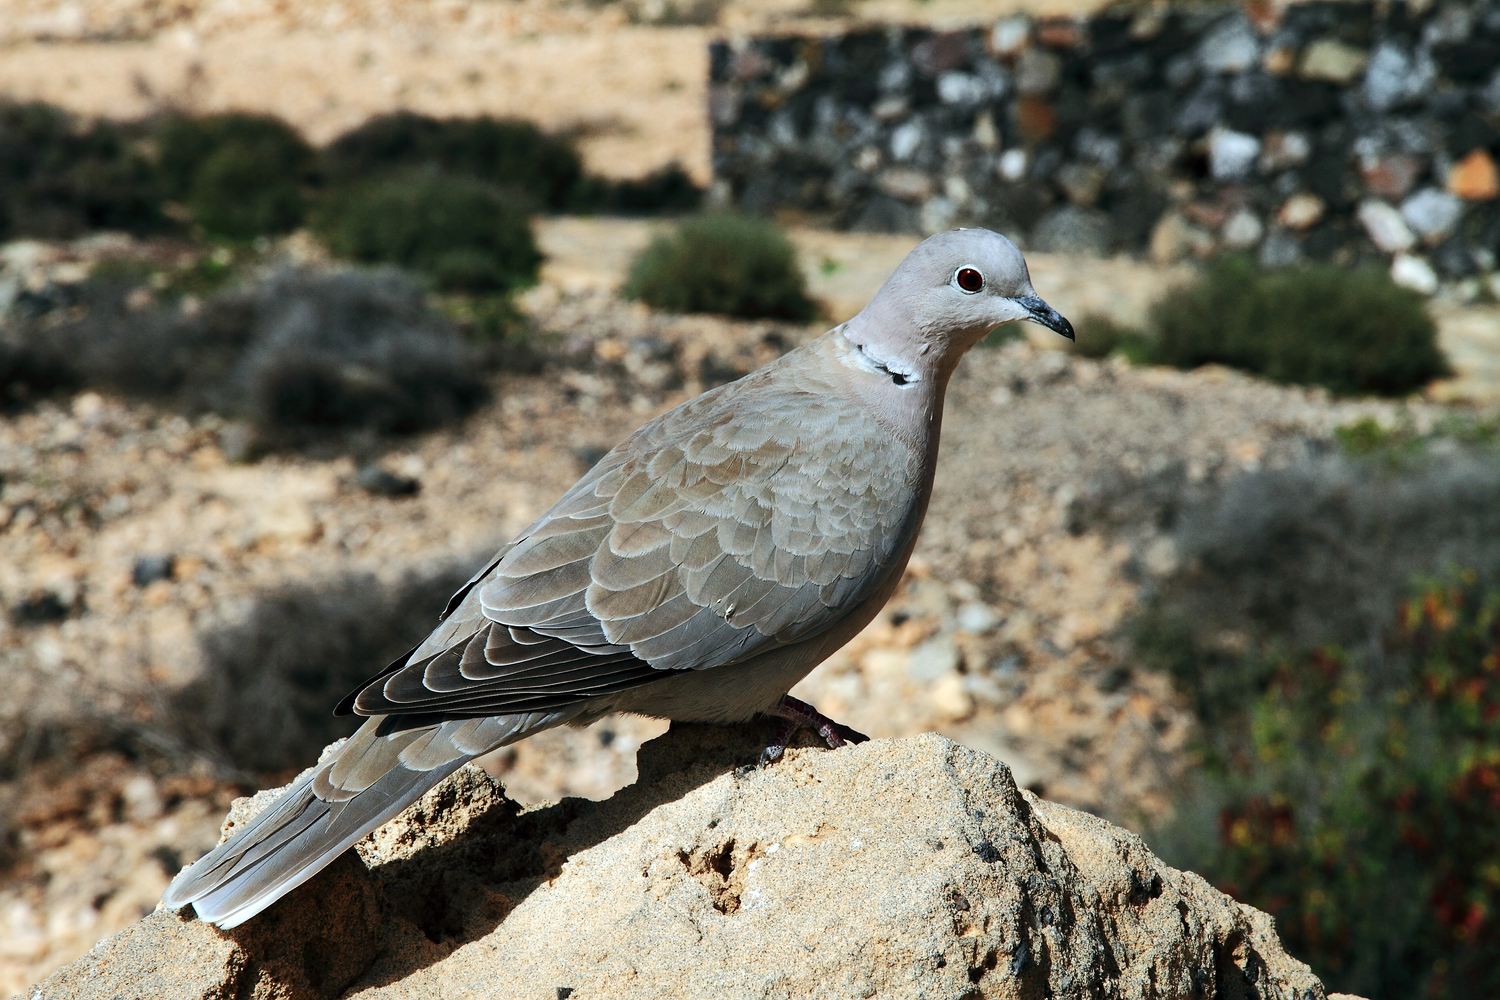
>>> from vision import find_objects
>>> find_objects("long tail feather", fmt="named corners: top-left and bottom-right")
top-left (162, 709), bottom-right (574, 928)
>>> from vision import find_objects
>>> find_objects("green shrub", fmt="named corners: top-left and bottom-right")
top-left (0, 101), bottom-right (164, 238)
top-left (1335, 416), bottom-right (1402, 457)
top-left (322, 112), bottom-right (582, 210)
top-left (1150, 255), bottom-right (1447, 396)
top-left (1330, 416), bottom-right (1497, 463)
top-left (1151, 571), bottom-right (1500, 1000)
top-left (156, 112), bottom-right (314, 199)
top-left (156, 112), bottom-right (315, 238)
top-left (572, 163), bottom-right (703, 214)
top-left (623, 213), bottom-right (817, 320)
top-left (189, 143), bottom-right (306, 239)
top-left (316, 173), bottom-right (541, 293)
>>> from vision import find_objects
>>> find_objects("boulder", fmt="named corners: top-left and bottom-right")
top-left (34, 724), bottom-right (1327, 1000)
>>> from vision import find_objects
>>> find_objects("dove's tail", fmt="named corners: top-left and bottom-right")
top-left (162, 709), bottom-right (577, 928)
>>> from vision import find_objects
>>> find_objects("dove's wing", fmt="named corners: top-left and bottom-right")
top-left (342, 344), bottom-right (923, 720)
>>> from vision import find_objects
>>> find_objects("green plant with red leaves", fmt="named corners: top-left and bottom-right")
top-left (1150, 571), bottom-right (1500, 999)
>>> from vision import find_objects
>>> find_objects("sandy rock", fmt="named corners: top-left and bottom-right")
top-left (35, 725), bottom-right (1325, 1000)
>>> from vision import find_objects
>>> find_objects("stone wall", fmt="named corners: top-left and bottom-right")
top-left (708, 1), bottom-right (1500, 292)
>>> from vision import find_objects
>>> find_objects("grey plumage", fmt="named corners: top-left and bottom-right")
top-left (161, 227), bottom-right (1073, 928)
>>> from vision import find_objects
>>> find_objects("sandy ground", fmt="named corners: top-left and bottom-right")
top-left (0, 0), bottom-right (1113, 182)
top-left (0, 20), bottom-right (711, 180)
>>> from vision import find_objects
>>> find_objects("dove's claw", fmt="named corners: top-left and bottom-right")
top-left (758, 715), bottom-right (797, 768)
top-left (759, 695), bottom-right (869, 766)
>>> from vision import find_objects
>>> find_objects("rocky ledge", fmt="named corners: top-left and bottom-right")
top-left (34, 725), bottom-right (1324, 1000)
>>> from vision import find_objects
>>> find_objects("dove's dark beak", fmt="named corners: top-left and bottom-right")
top-left (1017, 294), bottom-right (1075, 341)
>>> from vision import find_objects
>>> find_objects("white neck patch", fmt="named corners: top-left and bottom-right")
top-left (841, 332), bottom-right (921, 387)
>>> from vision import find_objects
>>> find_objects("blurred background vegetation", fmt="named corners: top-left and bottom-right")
top-left (1131, 425), bottom-right (1500, 999)
top-left (1146, 567), bottom-right (1500, 1000)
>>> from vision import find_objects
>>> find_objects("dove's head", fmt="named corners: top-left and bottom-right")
top-left (844, 227), bottom-right (1073, 384)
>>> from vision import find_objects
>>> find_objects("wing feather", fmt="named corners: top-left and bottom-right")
top-left (339, 334), bottom-right (922, 722)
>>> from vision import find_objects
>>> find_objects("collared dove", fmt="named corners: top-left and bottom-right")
top-left (161, 227), bottom-right (1074, 928)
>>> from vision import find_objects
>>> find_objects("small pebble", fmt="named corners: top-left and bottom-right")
top-left (356, 466), bottom-right (421, 498)
top-left (132, 555), bottom-right (175, 587)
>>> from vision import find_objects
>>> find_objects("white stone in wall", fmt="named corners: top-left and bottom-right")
top-left (1363, 42), bottom-right (1435, 112)
top-left (973, 111), bottom-right (999, 150)
top-left (1209, 129), bottom-right (1261, 180)
top-left (1259, 131), bottom-right (1311, 173)
top-left (1074, 127), bottom-right (1122, 170)
top-left (1357, 199), bottom-right (1417, 253)
top-left (1277, 193), bottom-right (1325, 231)
top-left (1299, 39), bottom-right (1368, 84)
top-left (1221, 209), bottom-right (1264, 249)
top-left (1391, 253), bottom-right (1438, 295)
top-left (998, 149), bottom-right (1027, 182)
top-left (920, 196), bottom-right (958, 234)
top-left (938, 72), bottom-right (986, 105)
top-left (1400, 188), bottom-right (1463, 244)
top-left (943, 175), bottom-right (972, 206)
top-left (989, 16), bottom-right (1030, 58)
top-left (889, 121), bottom-right (924, 162)
top-left (1198, 16), bottom-right (1260, 74)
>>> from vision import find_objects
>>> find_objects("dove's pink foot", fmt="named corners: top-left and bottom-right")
top-left (758, 695), bottom-right (870, 767)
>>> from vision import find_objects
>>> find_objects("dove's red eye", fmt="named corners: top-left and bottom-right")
top-left (955, 267), bottom-right (984, 293)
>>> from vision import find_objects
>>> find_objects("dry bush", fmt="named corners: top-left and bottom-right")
top-left (10, 266), bottom-right (489, 443)
top-left (1145, 451), bottom-right (1500, 668)
top-left (172, 561), bottom-right (478, 774)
